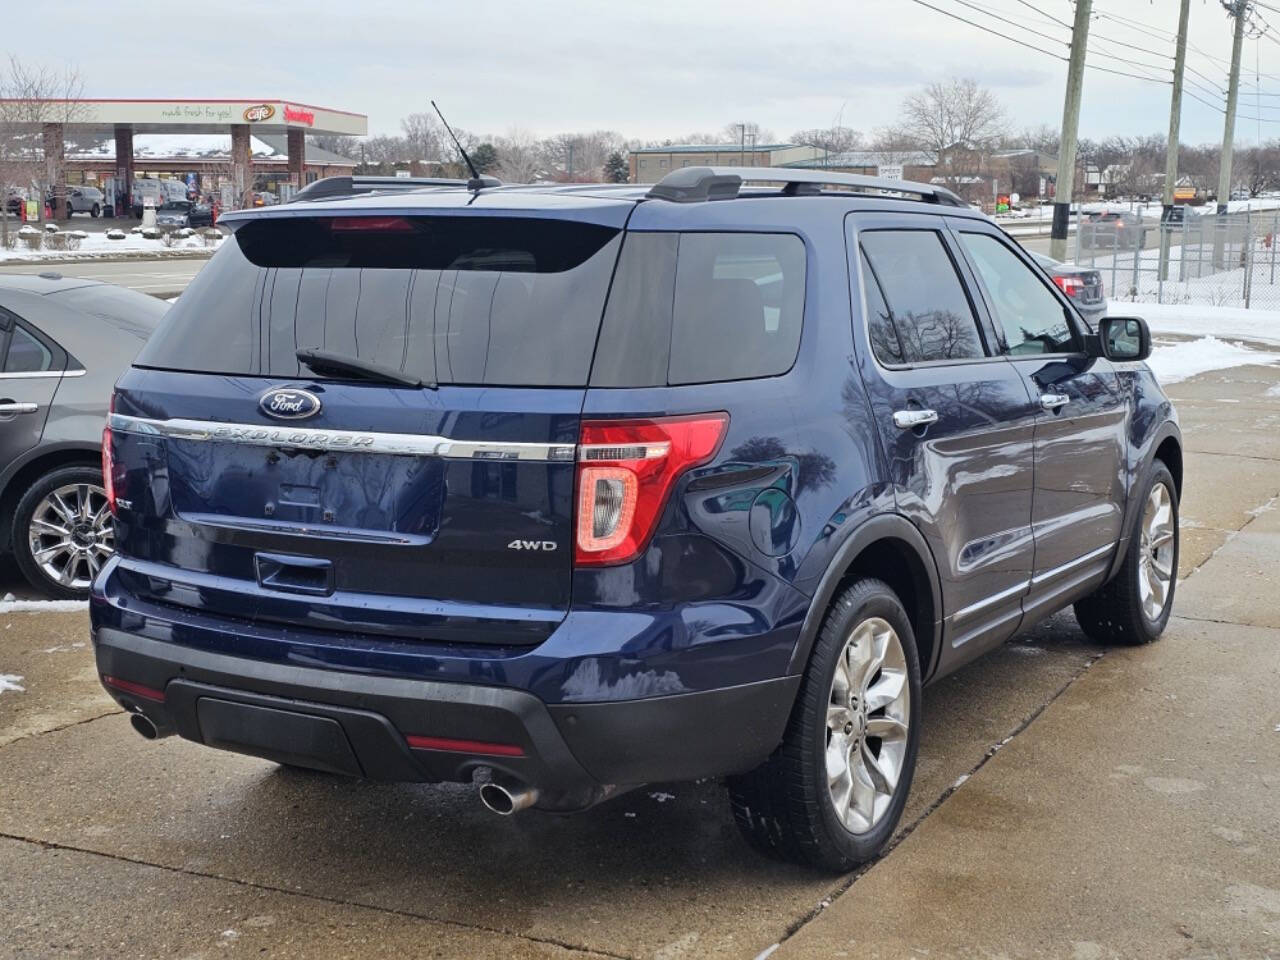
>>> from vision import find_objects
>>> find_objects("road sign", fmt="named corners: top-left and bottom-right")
top-left (878, 164), bottom-right (904, 181)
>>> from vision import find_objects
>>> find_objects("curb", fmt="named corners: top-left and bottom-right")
top-left (0, 250), bottom-right (216, 266)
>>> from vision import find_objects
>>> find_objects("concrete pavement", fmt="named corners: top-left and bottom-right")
top-left (0, 362), bottom-right (1277, 958)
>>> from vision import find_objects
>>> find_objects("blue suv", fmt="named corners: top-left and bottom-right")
top-left (92, 168), bottom-right (1181, 870)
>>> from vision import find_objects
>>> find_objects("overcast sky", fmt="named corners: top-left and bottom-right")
top-left (15, 0), bottom-right (1279, 147)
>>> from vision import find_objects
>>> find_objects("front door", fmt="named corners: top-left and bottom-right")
top-left (950, 225), bottom-right (1128, 621)
top-left (848, 214), bottom-right (1039, 676)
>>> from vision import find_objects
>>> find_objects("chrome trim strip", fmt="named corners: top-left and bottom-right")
top-left (0, 368), bottom-right (85, 379)
top-left (951, 580), bottom-right (1029, 624)
top-left (1030, 544), bottom-right (1114, 586)
top-left (108, 413), bottom-right (576, 462)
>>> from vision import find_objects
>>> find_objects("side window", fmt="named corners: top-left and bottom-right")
top-left (4, 324), bottom-right (55, 373)
top-left (859, 230), bottom-right (986, 364)
top-left (958, 232), bottom-right (1076, 355)
top-left (591, 231), bottom-right (806, 386)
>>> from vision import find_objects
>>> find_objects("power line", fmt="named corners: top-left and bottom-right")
top-left (945, 0), bottom-right (1070, 47)
top-left (902, 0), bottom-right (1066, 59)
top-left (1008, 0), bottom-right (1073, 29)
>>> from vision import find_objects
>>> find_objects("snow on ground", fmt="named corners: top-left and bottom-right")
top-left (1134, 302), bottom-right (1280, 346)
top-left (0, 674), bottom-right (25, 694)
top-left (0, 599), bottom-right (88, 614)
top-left (0, 229), bottom-right (220, 262)
top-left (1146, 336), bottom-right (1280, 385)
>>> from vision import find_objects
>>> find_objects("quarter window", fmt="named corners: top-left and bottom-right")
top-left (958, 232), bottom-right (1076, 355)
top-left (4, 325), bottom-right (53, 373)
top-left (859, 230), bottom-right (986, 364)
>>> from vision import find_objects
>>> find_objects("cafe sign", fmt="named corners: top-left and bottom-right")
top-left (243, 104), bottom-right (275, 123)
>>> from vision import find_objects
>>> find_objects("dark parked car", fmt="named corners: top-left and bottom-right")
top-left (1031, 252), bottom-right (1106, 328)
top-left (1, 275), bottom-right (167, 597)
top-left (1083, 210), bottom-right (1148, 250)
top-left (187, 202), bottom-right (214, 228)
top-left (93, 169), bottom-right (1181, 870)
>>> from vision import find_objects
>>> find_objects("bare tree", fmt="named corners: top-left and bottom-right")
top-left (901, 78), bottom-right (1006, 156)
top-left (494, 129), bottom-right (543, 183)
top-left (0, 56), bottom-right (84, 240)
top-left (721, 121), bottom-right (775, 146)
top-left (791, 125), bottom-right (861, 165)
top-left (540, 130), bottom-right (624, 181)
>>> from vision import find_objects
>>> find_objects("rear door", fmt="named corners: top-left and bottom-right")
top-left (0, 308), bottom-right (60, 466)
top-left (848, 213), bottom-right (1038, 673)
top-left (950, 223), bottom-right (1128, 621)
top-left (111, 206), bottom-right (630, 645)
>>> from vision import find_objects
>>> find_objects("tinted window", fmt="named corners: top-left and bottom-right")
top-left (860, 250), bottom-right (903, 365)
top-left (591, 231), bottom-right (805, 386)
top-left (958, 232), bottom-right (1075, 355)
top-left (859, 230), bottom-right (986, 364)
top-left (136, 216), bottom-right (623, 387)
top-left (5, 325), bottom-right (53, 372)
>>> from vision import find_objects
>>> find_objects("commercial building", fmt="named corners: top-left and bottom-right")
top-left (628, 143), bottom-right (824, 183)
top-left (1, 97), bottom-right (366, 217)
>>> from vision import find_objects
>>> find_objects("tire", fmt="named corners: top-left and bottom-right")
top-left (728, 578), bottom-right (922, 871)
top-left (91, 203), bottom-right (100, 218)
top-left (12, 465), bottom-right (114, 600)
top-left (1074, 461), bottom-right (1179, 645)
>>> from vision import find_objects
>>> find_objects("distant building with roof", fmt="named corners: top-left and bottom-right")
top-left (628, 143), bottom-right (824, 183)
top-left (781, 150), bottom-right (938, 182)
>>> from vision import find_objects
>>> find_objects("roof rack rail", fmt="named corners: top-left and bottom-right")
top-left (645, 166), bottom-right (966, 207)
top-left (289, 174), bottom-right (501, 203)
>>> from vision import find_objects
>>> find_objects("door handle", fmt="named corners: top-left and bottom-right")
top-left (0, 401), bottom-right (38, 415)
top-left (893, 408), bottom-right (939, 430)
top-left (1040, 393), bottom-right (1070, 412)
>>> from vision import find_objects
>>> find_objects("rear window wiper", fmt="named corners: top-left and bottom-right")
top-left (296, 349), bottom-right (436, 389)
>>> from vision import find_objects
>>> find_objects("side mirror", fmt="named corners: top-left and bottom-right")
top-left (1097, 316), bottom-right (1151, 362)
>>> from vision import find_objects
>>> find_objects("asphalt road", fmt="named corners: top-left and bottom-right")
top-left (0, 256), bottom-right (205, 296)
top-left (1, 362), bottom-right (1278, 957)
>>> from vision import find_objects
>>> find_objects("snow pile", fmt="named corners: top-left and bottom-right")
top-left (1134, 302), bottom-right (1280, 346)
top-left (0, 598), bottom-right (88, 613)
top-left (1146, 336), bottom-right (1280, 385)
top-left (1, 228), bottom-right (220, 261)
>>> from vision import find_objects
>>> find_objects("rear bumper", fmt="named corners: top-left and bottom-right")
top-left (93, 626), bottom-right (799, 807)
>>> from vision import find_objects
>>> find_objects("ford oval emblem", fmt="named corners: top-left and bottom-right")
top-left (259, 387), bottom-right (321, 420)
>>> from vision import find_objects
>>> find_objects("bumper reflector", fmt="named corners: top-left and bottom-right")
top-left (101, 674), bottom-right (166, 703)
top-left (405, 734), bottom-right (525, 757)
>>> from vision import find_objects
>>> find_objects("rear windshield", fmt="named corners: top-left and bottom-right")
top-left (135, 217), bottom-right (807, 388)
top-left (136, 215), bottom-right (623, 387)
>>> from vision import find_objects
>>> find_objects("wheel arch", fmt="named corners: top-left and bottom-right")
top-left (0, 443), bottom-right (102, 554)
top-left (786, 513), bottom-right (944, 684)
top-left (1104, 419), bottom-right (1182, 584)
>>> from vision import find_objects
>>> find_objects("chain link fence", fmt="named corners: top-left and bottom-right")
top-left (1070, 208), bottom-right (1280, 310)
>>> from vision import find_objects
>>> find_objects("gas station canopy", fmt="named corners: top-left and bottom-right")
top-left (58, 98), bottom-right (367, 137)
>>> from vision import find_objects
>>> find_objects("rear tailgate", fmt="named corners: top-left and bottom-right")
top-left (109, 201), bottom-right (631, 645)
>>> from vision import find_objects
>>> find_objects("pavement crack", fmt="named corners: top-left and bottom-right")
top-left (769, 649), bottom-right (1106, 953)
top-left (1179, 489), bottom-right (1280, 585)
top-left (0, 831), bottom-right (628, 959)
top-left (0, 707), bottom-right (123, 751)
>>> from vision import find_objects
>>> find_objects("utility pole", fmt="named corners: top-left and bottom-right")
top-left (1160, 0), bottom-right (1192, 281)
top-left (1051, 0), bottom-right (1092, 262)
top-left (1219, 1), bottom-right (1249, 214)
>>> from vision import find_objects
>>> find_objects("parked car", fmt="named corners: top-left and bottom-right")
top-left (131, 179), bottom-right (188, 217)
top-left (1, 275), bottom-right (168, 597)
top-left (252, 191), bottom-right (279, 207)
top-left (1083, 210), bottom-right (1149, 250)
top-left (1030, 252), bottom-right (1106, 329)
top-left (187, 201), bottom-right (214, 228)
top-left (64, 186), bottom-right (105, 218)
top-left (1163, 204), bottom-right (1199, 227)
top-left (155, 200), bottom-right (192, 229)
top-left (92, 168), bottom-right (1181, 871)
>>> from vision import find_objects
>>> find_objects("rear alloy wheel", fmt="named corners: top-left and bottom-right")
top-left (728, 578), bottom-right (921, 871)
top-left (90, 203), bottom-right (100, 218)
top-left (13, 466), bottom-right (114, 599)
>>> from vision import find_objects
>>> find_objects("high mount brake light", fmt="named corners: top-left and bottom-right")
top-left (574, 413), bottom-right (728, 567)
top-left (328, 216), bottom-right (414, 233)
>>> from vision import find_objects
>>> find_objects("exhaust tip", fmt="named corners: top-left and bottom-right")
top-left (130, 713), bottom-right (159, 740)
top-left (479, 781), bottom-right (539, 816)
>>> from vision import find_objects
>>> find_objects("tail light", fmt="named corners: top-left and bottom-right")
top-left (1052, 274), bottom-right (1085, 298)
top-left (102, 393), bottom-right (118, 515)
top-left (575, 413), bottom-right (728, 566)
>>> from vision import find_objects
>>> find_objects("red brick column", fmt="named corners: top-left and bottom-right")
top-left (286, 127), bottom-right (306, 190)
top-left (113, 124), bottom-right (134, 217)
top-left (42, 123), bottom-right (66, 221)
top-left (230, 123), bottom-right (252, 209)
